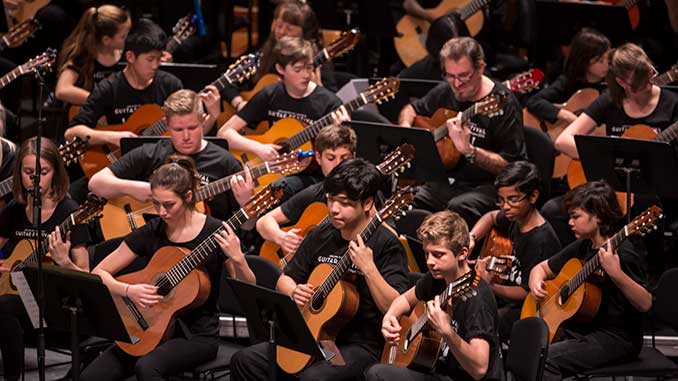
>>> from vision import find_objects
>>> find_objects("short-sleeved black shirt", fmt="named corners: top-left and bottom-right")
top-left (280, 182), bottom-right (326, 224)
top-left (69, 70), bottom-right (182, 127)
top-left (0, 198), bottom-right (90, 259)
top-left (123, 215), bottom-right (223, 342)
top-left (66, 57), bottom-right (120, 90)
top-left (584, 89), bottom-right (678, 137)
top-left (411, 81), bottom-right (527, 185)
top-left (284, 221), bottom-right (409, 354)
top-left (547, 239), bottom-right (648, 348)
top-left (526, 75), bottom-right (607, 124)
top-left (493, 212), bottom-right (562, 296)
top-left (108, 140), bottom-right (243, 221)
top-left (237, 81), bottom-right (342, 128)
top-left (414, 272), bottom-right (504, 381)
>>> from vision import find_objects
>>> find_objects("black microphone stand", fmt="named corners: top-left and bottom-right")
top-left (32, 66), bottom-right (49, 381)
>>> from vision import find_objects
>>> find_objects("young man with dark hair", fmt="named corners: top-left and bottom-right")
top-left (529, 180), bottom-right (652, 380)
top-left (367, 210), bottom-right (504, 381)
top-left (469, 160), bottom-right (561, 342)
top-left (231, 158), bottom-right (409, 381)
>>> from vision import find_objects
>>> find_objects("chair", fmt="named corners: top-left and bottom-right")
top-left (576, 268), bottom-right (678, 380)
top-left (506, 317), bottom-right (549, 381)
top-left (522, 126), bottom-right (555, 208)
top-left (395, 209), bottom-right (431, 271)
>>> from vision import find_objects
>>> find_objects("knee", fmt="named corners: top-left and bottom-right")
top-left (364, 364), bottom-right (396, 381)
top-left (134, 356), bottom-right (162, 380)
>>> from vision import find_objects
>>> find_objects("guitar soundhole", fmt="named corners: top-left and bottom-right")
top-left (311, 295), bottom-right (324, 311)
top-left (153, 274), bottom-right (172, 297)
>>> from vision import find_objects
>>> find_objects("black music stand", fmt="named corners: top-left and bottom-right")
top-left (120, 136), bottom-right (230, 155)
top-left (575, 135), bottom-right (678, 223)
top-left (20, 265), bottom-right (134, 381)
top-left (348, 120), bottom-right (448, 183)
top-left (226, 279), bottom-right (326, 381)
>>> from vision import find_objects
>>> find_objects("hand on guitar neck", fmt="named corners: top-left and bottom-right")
top-left (426, 295), bottom-right (455, 338)
top-left (230, 166), bottom-right (255, 207)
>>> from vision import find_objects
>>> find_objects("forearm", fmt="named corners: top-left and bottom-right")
top-left (89, 171), bottom-right (149, 199)
top-left (217, 125), bottom-right (261, 153)
top-left (554, 129), bottom-right (579, 159)
top-left (610, 271), bottom-right (652, 312)
top-left (363, 267), bottom-right (400, 314)
top-left (276, 273), bottom-right (298, 296)
top-left (398, 104), bottom-right (417, 127)
top-left (385, 291), bottom-right (414, 319)
top-left (65, 125), bottom-right (110, 146)
top-left (491, 283), bottom-right (528, 302)
top-left (55, 86), bottom-right (90, 106)
top-left (444, 334), bottom-right (490, 380)
top-left (225, 255), bottom-right (256, 284)
top-left (202, 113), bottom-right (217, 134)
top-left (473, 147), bottom-right (509, 175)
top-left (92, 268), bottom-right (128, 297)
top-left (55, 245), bottom-right (88, 272)
top-left (256, 213), bottom-right (287, 244)
top-left (470, 211), bottom-right (497, 240)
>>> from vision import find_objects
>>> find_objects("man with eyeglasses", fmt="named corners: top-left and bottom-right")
top-left (468, 161), bottom-right (561, 344)
top-left (399, 36), bottom-right (526, 228)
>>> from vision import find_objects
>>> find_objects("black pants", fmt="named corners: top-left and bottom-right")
top-left (230, 341), bottom-right (379, 381)
top-left (413, 181), bottom-right (497, 228)
top-left (365, 364), bottom-right (452, 381)
top-left (0, 295), bottom-right (32, 381)
top-left (542, 329), bottom-right (639, 381)
top-left (79, 334), bottom-right (217, 381)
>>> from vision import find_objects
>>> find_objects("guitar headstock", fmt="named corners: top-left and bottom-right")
top-left (268, 149), bottom-right (314, 176)
top-left (322, 28), bottom-right (360, 62)
top-left (507, 68), bottom-right (544, 94)
top-left (377, 186), bottom-right (415, 222)
top-left (73, 194), bottom-right (107, 224)
top-left (364, 77), bottom-right (399, 105)
top-left (377, 144), bottom-right (415, 177)
top-left (170, 14), bottom-right (197, 47)
top-left (443, 268), bottom-right (479, 302)
top-left (59, 136), bottom-right (89, 167)
top-left (474, 94), bottom-right (507, 118)
top-left (22, 48), bottom-right (57, 75)
top-left (627, 205), bottom-right (663, 238)
top-left (241, 184), bottom-right (285, 219)
top-left (225, 52), bottom-right (260, 84)
top-left (3, 19), bottom-right (39, 48)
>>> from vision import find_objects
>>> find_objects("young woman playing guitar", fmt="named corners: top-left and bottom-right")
top-left (81, 155), bottom-right (255, 380)
top-left (0, 137), bottom-right (89, 381)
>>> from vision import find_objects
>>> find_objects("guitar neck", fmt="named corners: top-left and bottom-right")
top-left (652, 67), bottom-right (677, 87)
top-left (0, 65), bottom-right (25, 90)
top-left (0, 177), bottom-right (12, 198)
top-left (165, 37), bottom-right (181, 55)
top-left (195, 163), bottom-right (271, 201)
top-left (139, 119), bottom-right (168, 137)
top-left (459, 0), bottom-right (490, 20)
top-left (408, 282), bottom-right (455, 341)
top-left (285, 96), bottom-right (367, 150)
top-left (313, 48), bottom-right (330, 68)
top-left (19, 212), bottom-right (77, 268)
top-left (655, 120), bottom-right (678, 144)
top-left (432, 104), bottom-right (476, 142)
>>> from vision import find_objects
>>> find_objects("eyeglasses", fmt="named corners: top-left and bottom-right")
top-left (495, 195), bottom-right (528, 207)
top-left (442, 67), bottom-right (476, 84)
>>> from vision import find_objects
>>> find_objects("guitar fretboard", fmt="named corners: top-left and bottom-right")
top-left (652, 66), bottom-right (678, 87)
top-left (15, 211), bottom-right (78, 270)
top-left (0, 177), bottom-right (11, 198)
top-left (0, 65), bottom-right (26, 90)
top-left (459, 0), bottom-right (491, 20)
top-left (432, 103), bottom-right (477, 142)
top-left (139, 119), bottom-right (168, 137)
top-left (655, 120), bottom-right (678, 144)
top-left (195, 163), bottom-right (271, 201)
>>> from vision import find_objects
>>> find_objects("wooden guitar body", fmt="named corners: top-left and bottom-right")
top-left (114, 246), bottom-right (211, 357)
top-left (217, 73), bottom-right (281, 134)
top-left (5, 0), bottom-right (50, 29)
top-left (520, 258), bottom-right (601, 343)
top-left (381, 301), bottom-right (442, 370)
top-left (413, 108), bottom-right (461, 169)
top-left (80, 104), bottom-right (165, 178)
top-left (259, 202), bottom-right (328, 269)
top-left (277, 262), bottom-right (359, 374)
top-left (0, 240), bottom-right (52, 297)
top-left (394, 0), bottom-right (484, 67)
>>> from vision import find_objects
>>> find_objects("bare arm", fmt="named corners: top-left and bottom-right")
top-left (381, 287), bottom-right (418, 343)
top-left (398, 104), bottom-right (417, 127)
top-left (276, 273), bottom-right (298, 297)
top-left (92, 241), bottom-right (142, 297)
top-left (490, 283), bottom-right (528, 302)
top-left (469, 210), bottom-right (498, 251)
top-left (599, 245), bottom-right (652, 312)
top-left (55, 69), bottom-right (90, 105)
top-left (65, 124), bottom-right (137, 147)
top-left (554, 113), bottom-right (598, 159)
top-left (444, 334), bottom-right (490, 380)
top-left (528, 259), bottom-right (556, 302)
top-left (349, 236), bottom-right (401, 314)
top-left (403, 0), bottom-right (436, 21)
top-left (256, 206), bottom-right (290, 244)
top-left (88, 168), bottom-right (152, 202)
top-left (217, 115), bottom-right (280, 160)
top-left (473, 147), bottom-right (510, 175)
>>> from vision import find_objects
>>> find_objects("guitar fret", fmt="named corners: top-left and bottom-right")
top-left (0, 177), bottom-right (12, 198)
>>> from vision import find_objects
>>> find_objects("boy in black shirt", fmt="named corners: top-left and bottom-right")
top-left (399, 37), bottom-right (526, 228)
top-left (469, 161), bottom-right (561, 343)
top-left (528, 181), bottom-right (652, 380)
top-left (367, 210), bottom-right (504, 381)
top-left (231, 158), bottom-right (410, 381)
top-left (88, 89), bottom-right (253, 222)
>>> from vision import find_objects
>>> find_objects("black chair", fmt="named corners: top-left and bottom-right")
top-left (523, 126), bottom-right (555, 208)
top-left (576, 268), bottom-right (678, 380)
top-left (506, 317), bottom-right (549, 381)
top-left (395, 209), bottom-right (432, 271)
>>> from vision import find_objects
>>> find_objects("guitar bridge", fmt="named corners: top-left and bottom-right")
top-left (123, 296), bottom-right (149, 330)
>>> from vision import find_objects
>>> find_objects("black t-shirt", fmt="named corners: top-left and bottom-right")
top-left (66, 57), bottom-right (120, 90)
top-left (547, 239), bottom-right (647, 348)
top-left (108, 140), bottom-right (242, 221)
top-left (280, 182), bottom-right (326, 224)
top-left (0, 198), bottom-right (90, 259)
top-left (69, 70), bottom-right (182, 127)
top-left (493, 212), bottom-right (561, 298)
top-left (237, 81), bottom-right (342, 128)
top-left (411, 80), bottom-right (527, 185)
top-left (414, 272), bottom-right (504, 381)
top-left (123, 215), bottom-right (223, 342)
top-left (584, 89), bottom-right (678, 137)
top-left (525, 75), bottom-right (607, 124)
top-left (284, 221), bottom-right (409, 353)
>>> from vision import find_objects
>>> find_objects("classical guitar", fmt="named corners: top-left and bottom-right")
top-left (651, 64), bottom-right (678, 87)
top-left (504, 68), bottom-right (544, 94)
top-left (394, 0), bottom-right (489, 67)
top-left (0, 136), bottom-right (89, 199)
top-left (413, 93), bottom-right (506, 170)
top-left (277, 187), bottom-right (416, 374)
top-left (0, 18), bottom-right (39, 52)
top-left (165, 14), bottom-right (197, 54)
top-left (98, 149), bottom-right (313, 240)
top-left (381, 269), bottom-right (479, 370)
top-left (0, 195), bottom-right (106, 297)
top-left (4, 0), bottom-right (49, 29)
top-left (0, 48), bottom-right (55, 90)
top-left (520, 205), bottom-right (663, 343)
top-left (114, 185), bottom-right (283, 356)
top-left (477, 228), bottom-right (516, 284)
top-left (260, 143), bottom-right (416, 269)
top-left (230, 77), bottom-right (399, 187)
top-left (217, 28), bottom-right (361, 132)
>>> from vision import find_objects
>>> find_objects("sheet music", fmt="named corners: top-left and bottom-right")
top-left (11, 271), bottom-right (46, 329)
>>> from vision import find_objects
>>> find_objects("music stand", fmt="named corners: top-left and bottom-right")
top-left (226, 279), bottom-right (325, 381)
top-left (575, 135), bottom-right (678, 222)
top-left (120, 136), bottom-right (230, 155)
top-left (20, 265), bottom-right (134, 381)
top-left (348, 120), bottom-right (448, 183)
